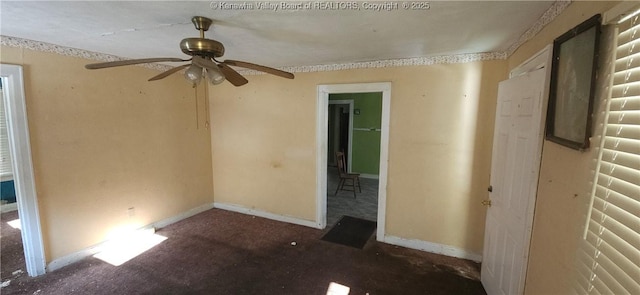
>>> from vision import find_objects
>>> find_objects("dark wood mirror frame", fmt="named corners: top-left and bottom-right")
top-left (546, 14), bottom-right (601, 151)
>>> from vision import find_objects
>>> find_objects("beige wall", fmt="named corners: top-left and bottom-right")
top-left (506, 2), bottom-right (622, 294)
top-left (1, 46), bottom-right (214, 261)
top-left (0, 0), bottom-right (622, 278)
top-left (210, 60), bottom-right (506, 255)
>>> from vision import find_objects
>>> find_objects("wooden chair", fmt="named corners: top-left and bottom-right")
top-left (334, 151), bottom-right (361, 198)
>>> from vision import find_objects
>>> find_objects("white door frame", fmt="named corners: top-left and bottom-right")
top-left (0, 64), bottom-right (46, 276)
top-left (327, 99), bottom-right (354, 172)
top-left (316, 82), bottom-right (391, 241)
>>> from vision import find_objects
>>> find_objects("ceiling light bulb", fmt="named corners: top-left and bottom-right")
top-left (206, 66), bottom-right (226, 85)
top-left (184, 64), bottom-right (203, 86)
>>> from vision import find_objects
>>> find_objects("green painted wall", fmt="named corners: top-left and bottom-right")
top-left (329, 92), bottom-right (382, 175)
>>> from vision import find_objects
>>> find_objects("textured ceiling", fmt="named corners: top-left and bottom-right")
top-left (0, 1), bottom-right (554, 68)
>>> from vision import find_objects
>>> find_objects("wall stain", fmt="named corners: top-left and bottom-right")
top-left (271, 161), bottom-right (282, 168)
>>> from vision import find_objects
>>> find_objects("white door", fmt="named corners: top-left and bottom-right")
top-left (481, 68), bottom-right (546, 295)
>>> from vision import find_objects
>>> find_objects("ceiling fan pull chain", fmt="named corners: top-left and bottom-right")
top-left (204, 82), bottom-right (210, 129)
top-left (195, 84), bottom-right (200, 129)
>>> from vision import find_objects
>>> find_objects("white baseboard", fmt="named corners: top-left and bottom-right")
top-left (47, 242), bottom-right (104, 272)
top-left (1, 202), bottom-right (18, 213)
top-left (47, 202), bottom-right (215, 272)
top-left (358, 173), bottom-right (379, 179)
top-left (213, 202), bottom-right (321, 229)
top-left (150, 202), bottom-right (215, 229)
top-left (382, 235), bottom-right (483, 262)
top-left (45, 202), bottom-right (481, 272)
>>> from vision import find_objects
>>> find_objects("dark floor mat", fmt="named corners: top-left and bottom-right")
top-left (321, 215), bottom-right (376, 249)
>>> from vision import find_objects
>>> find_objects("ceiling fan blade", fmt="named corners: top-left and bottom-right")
top-left (223, 60), bottom-right (294, 79)
top-left (148, 64), bottom-right (190, 81)
top-left (85, 58), bottom-right (189, 69)
top-left (218, 63), bottom-right (248, 86)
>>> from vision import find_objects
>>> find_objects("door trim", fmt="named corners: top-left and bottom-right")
top-left (328, 99), bottom-right (354, 172)
top-left (0, 64), bottom-right (46, 276)
top-left (316, 82), bottom-right (391, 241)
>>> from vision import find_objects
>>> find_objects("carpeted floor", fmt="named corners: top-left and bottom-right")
top-left (1, 208), bottom-right (486, 295)
top-left (1, 210), bottom-right (25, 282)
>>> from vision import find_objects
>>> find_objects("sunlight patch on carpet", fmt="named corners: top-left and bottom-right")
top-left (326, 282), bottom-right (350, 295)
top-left (93, 229), bottom-right (167, 266)
top-left (7, 219), bottom-right (21, 230)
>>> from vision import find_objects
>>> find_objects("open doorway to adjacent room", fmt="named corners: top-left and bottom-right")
top-left (317, 82), bottom-right (390, 241)
top-left (327, 100), bottom-right (353, 171)
top-left (0, 79), bottom-right (26, 282)
top-left (0, 80), bottom-right (17, 212)
top-left (326, 92), bottom-right (383, 227)
top-left (0, 64), bottom-right (46, 278)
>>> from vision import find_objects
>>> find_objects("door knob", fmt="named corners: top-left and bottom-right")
top-left (487, 185), bottom-right (493, 192)
top-left (481, 200), bottom-right (492, 207)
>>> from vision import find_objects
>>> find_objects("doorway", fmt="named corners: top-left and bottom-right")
top-left (1, 79), bottom-right (25, 283)
top-left (0, 64), bottom-right (46, 277)
top-left (1, 81), bottom-right (18, 212)
top-left (326, 95), bottom-right (382, 227)
top-left (327, 100), bottom-right (353, 170)
top-left (316, 82), bottom-right (391, 241)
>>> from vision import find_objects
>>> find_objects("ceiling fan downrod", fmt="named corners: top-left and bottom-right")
top-left (191, 16), bottom-right (212, 38)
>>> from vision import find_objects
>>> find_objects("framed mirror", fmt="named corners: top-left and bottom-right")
top-left (546, 14), bottom-right (601, 150)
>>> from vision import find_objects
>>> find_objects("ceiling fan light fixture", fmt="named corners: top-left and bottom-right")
top-left (84, 16), bottom-right (294, 87)
top-left (206, 66), bottom-right (226, 85)
top-left (184, 64), bottom-right (203, 85)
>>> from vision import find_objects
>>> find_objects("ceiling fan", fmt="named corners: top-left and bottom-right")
top-left (85, 16), bottom-right (294, 87)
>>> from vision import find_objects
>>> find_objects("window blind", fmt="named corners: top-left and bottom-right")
top-left (577, 12), bottom-right (640, 295)
top-left (0, 85), bottom-right (13, 178)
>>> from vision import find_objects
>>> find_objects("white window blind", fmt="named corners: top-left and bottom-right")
top-left (577, 11), bottom-right (640, 295)
top-left (0, 84), bottom-right (13, 178)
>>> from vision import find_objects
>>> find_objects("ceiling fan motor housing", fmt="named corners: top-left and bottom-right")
top-left (180, 17), bottom-right (224, 58)
top-left (180, 38), bottom-right (225, 58)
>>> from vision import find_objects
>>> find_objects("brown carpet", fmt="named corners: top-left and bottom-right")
top-left (1, 210), bottom-right (26, 282)
top-left (1, 208), bottom-right (486, 295)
